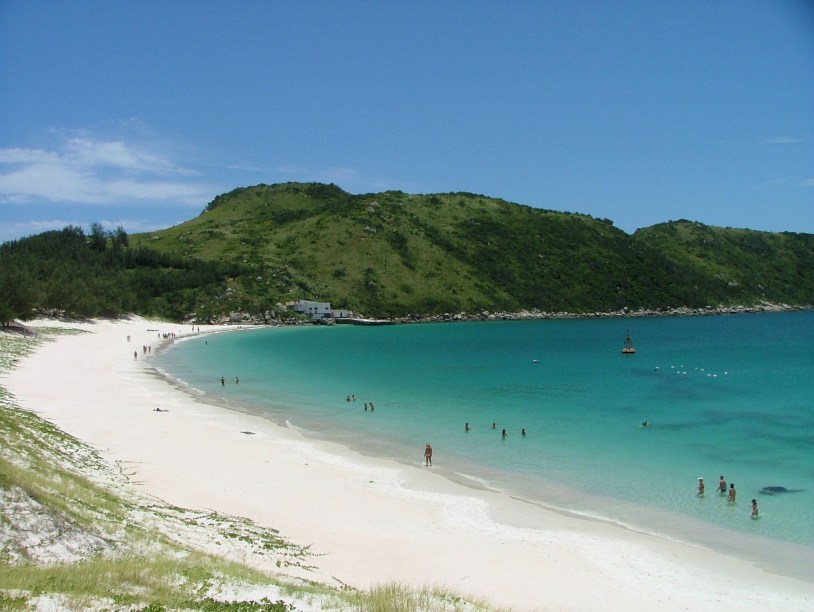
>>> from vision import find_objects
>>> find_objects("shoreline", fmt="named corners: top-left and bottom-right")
top-left (214, 300), bottom-right (810, 327)
top-left (393, 302), bottom-right (811, 325)
top-left (4, 316), bottom-right (814, 610)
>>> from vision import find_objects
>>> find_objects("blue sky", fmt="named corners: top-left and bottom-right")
top-left (1, 1), bottom-right (812, 243)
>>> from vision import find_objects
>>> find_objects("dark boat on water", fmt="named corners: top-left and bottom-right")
top-left (622, 331), bottom-right (636, 354)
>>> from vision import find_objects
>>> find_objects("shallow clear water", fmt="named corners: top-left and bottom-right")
top-left (155, 311), bottom-right (814, 580)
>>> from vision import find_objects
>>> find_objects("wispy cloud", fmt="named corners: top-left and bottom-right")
top-left (0, 132), bottom-right (211, 206)
top-left (761, 136), bottom-right (803, 145)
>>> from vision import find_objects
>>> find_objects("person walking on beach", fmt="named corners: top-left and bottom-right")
top-left (751, 499), bottom-right (759, 518)
top-left (728, 483), bottom-right (736, 503)
top-left (717, 475), bottom-right (727, 494)
top-left (697, 477), bottom-right (704, 496)
top-left (424, 443), bottom-right (433, 466)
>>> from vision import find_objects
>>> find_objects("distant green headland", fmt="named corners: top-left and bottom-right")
top-left (2, 182), bottom-right (812, 324)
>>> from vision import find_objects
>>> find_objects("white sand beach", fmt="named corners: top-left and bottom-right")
top-left (4, 317), bottom-right (813, 611)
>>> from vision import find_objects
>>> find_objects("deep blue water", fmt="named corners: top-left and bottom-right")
top-left (154, 311), bottom-right (814, 579)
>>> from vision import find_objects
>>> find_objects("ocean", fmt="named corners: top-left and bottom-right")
top-left (154, 310), bottom-right (814, 581)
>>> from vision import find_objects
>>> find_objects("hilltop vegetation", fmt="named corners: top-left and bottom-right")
top-left (2, 182), bottom-right (813, 322)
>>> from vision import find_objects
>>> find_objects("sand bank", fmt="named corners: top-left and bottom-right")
top-left (4, 317), bottom-right (813, 611)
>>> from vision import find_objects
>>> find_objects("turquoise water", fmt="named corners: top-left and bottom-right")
top-left (155, 311), bottom-right (814, 579)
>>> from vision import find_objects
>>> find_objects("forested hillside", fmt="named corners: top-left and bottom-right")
top-left (2, 182), bottom-right (813, 323)
top-left (0, 224), bottom-right (241, 324)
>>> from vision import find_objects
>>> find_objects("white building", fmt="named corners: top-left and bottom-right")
top-left (288, 300), bottom-right (356, 321)
top-left (290, 300), bottom-right (333, 320)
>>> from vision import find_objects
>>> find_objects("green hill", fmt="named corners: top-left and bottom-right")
top-left (129, 182), bottom-right (814, 317)
top-left (3, 182), bottom-right (813, 322)
top-left (632, 220), bottom-right (814, 306)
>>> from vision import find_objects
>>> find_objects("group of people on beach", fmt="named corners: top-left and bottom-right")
top-left (698, 475), bottom-right (759, 518)
top-left (463, 422), bottom-right (526, 438)
top-left (425, 421), bottom-right (529, 467)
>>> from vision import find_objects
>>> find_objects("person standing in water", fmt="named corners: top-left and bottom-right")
top-left (717, 475), bottom-right (727, 494)
top-left (697, 477), bottom-right (705, 496)
top-left (751, 499), bottom-right (759, 518)
top-left (728, 483), bottom-right (736, 502)
top-left (424, 443), bottom-right (433, 466)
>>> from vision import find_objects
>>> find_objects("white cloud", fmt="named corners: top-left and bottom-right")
top-left (0, 219), bottom-right (79, 243)
top-left (63, 137), bottom-right (200, 176)
top-left (0, 134), bottom-right (210, 206)
top-left (762, 136), bottom-right (803, 145)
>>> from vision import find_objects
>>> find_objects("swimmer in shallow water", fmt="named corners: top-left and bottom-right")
top-left (751, 499), bottom-right (759, 518)
top-left (697, 477), bottom-right (704, 496)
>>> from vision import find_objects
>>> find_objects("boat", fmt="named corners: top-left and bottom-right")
top-left (622, 331), bottom-right (636, 354)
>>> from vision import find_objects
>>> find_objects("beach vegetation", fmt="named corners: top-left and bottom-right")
top-left (344, 582), bottom-right (497, 611)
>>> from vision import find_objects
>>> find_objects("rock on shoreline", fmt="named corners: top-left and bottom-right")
top-left (395, 302), bottom-right (809, 324)
top-left (208, 302), bottom-right (810, 327)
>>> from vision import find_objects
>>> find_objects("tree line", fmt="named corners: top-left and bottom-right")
top-left (0, 225), bottom-right (242, 325)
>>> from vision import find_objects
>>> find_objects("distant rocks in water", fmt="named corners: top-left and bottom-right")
top-left (760, 486), bottom-right (803, 495)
